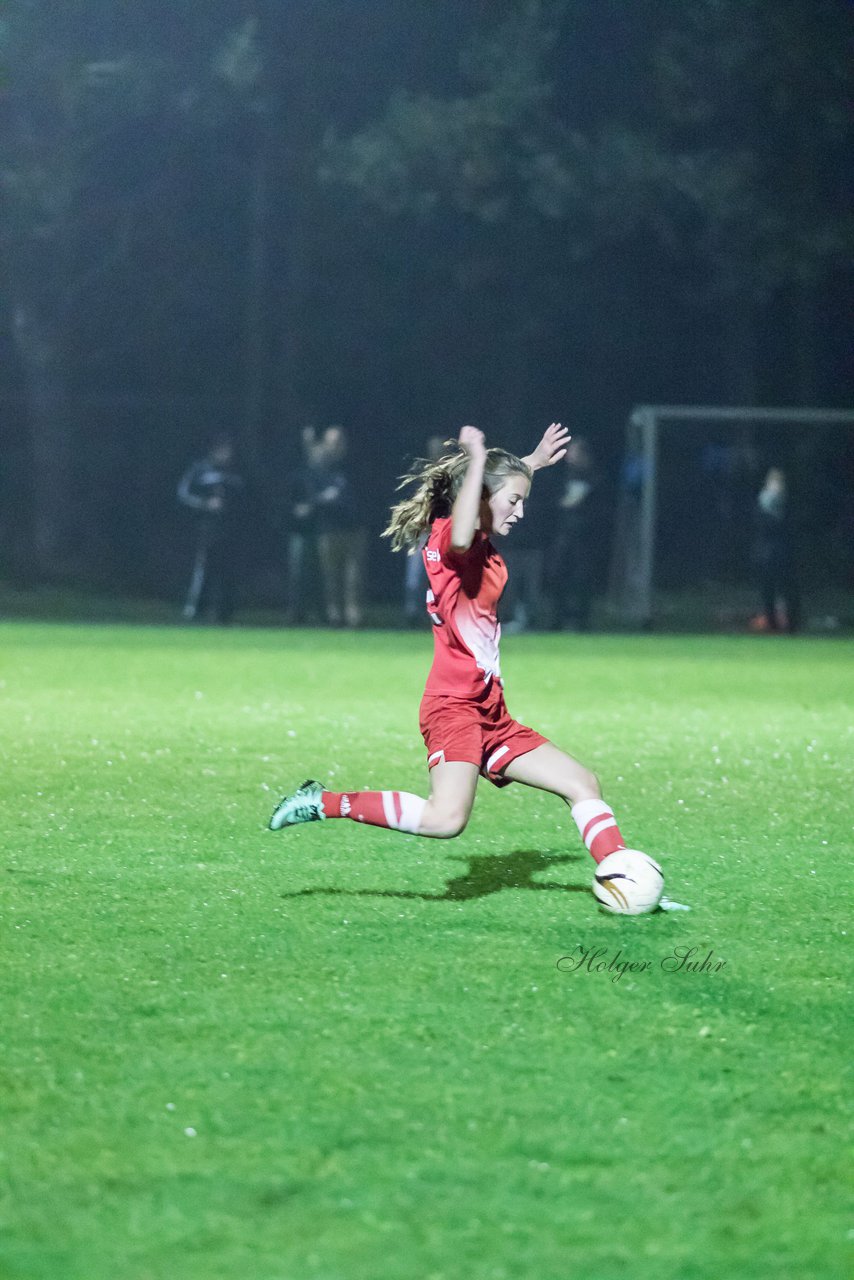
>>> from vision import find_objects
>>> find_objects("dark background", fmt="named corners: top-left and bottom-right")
top-left (1, 1), bottom-right (851, 615)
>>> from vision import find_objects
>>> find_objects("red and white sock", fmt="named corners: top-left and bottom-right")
top-left (571, 799), bottom-right (628, 864)
top-left (321, 789), bottom-right (425, 835)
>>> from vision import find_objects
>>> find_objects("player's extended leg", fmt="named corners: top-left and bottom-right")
top-left (502, 741), bottom-right (599, 802)
top-left (269, 760), bottom-right (479, 840)
top-left (501, 742), bottom-right (632, 864)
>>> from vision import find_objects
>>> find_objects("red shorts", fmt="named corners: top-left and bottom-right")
top-left (419, 683), bottom-right (547, 788)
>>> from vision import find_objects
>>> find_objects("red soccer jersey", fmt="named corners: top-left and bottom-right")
top-left (422, 516), bottom-right (508, 698)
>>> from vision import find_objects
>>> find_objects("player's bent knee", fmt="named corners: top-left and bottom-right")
top-left (423, 803), bottom-right (470, 839)
top-left (436, 808), bottom-right (470, 838)
top-left (444, 809), bottom-right (470, 838)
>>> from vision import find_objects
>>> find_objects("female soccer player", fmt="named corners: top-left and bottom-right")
top-left (269, 424), bottom-right (642, 868)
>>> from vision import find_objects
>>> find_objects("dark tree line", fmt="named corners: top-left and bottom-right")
top-left (0, 0), bottom-right (851, 598)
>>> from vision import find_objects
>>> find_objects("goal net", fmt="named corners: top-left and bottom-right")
top-left (606, 405), bottom-right (854, 630)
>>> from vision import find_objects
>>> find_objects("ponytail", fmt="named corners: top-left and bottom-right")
top-left (383, 442), bottom-right (532, 552)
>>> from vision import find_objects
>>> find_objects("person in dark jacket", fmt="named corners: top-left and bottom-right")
top-left (177, 435), bottom-right (244, 623)
top-left (752, 467), bottom-right (800, 633)
top-left (546, 436), bottom-right (604, 631)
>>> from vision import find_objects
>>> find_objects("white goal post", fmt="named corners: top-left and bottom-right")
top-left (607, 404), bottom-right (854, 627)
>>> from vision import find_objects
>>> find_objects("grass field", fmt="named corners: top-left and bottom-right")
top-left (1, 622), bottom-right (852, 1280)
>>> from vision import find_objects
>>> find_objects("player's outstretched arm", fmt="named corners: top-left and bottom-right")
top-left (450, 426), bottom-right (487, 552)
top-left (522, 422), bottom-right (570, 472)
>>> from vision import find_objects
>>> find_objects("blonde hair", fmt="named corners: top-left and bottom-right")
top-left (383, 441), bottom-right (532, 552)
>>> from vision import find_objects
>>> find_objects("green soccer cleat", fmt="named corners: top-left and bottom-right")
top-left (269, 779), bottom-right (326, 831)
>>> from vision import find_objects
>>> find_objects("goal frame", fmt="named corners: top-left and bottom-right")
top-left (607, 404), bottom-right (854, 626)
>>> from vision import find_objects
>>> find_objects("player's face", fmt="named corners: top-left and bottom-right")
top-left (485, 473), bottom-right (531, 536)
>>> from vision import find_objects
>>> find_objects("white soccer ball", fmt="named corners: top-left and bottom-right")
top-left (592, 849), bottom-right (664, 915)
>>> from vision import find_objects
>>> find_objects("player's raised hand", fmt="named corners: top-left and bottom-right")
top-left (526, 422), bottom-right (570, 471)
top-left (458, 425), bottom-right (487, 462)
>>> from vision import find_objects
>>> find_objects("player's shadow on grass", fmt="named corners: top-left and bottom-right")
top-left (280, 849), bottom-right (588, 904)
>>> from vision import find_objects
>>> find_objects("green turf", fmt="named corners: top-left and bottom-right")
top-left (1, 623), bottom-right (851, 1280)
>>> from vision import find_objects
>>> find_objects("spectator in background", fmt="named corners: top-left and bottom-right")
top-left (314, 425), bottom-right (366, 627)
top-left (501, 456), bottom-right (548, 634)
top-left (284, 425), bottom-right (322, 625)
top-left (699, 432), bottom-right (758, 582)
top-left (177, 435), bottom-right (245, 623)
top-left (751, 467), bottom-right (800, 633)
top-left (403, 434), bottom-right (446, 626)
top-left (545, 435), bottom-right (603, 631)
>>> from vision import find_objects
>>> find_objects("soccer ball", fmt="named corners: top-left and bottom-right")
top-left (592, 849), bottom-right (664, 915)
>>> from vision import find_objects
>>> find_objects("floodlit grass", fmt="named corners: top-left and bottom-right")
top-left (1, 622), bottom-right (852, 1280)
